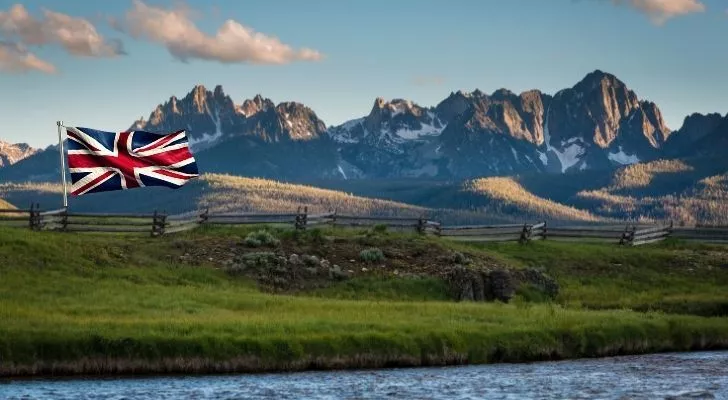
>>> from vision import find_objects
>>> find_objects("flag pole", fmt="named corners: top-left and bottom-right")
top-left (57, 121), bottom-right (68, 208)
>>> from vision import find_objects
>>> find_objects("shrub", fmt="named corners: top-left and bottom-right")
top-left (372, 224), bottom-right (388, 234)
top-left (244, 230), bottom-right (280, 248)
top-left (359, 248), bottom-right (385, 263)
top-left (451, 251), bottom-right (471, 265)
top-left (308, 228), bottom-right (326, 245)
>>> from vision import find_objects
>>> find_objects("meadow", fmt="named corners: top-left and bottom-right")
top-left (1, 225), bottom-right (728, 377)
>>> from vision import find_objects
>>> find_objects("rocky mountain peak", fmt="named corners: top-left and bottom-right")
top-left (678, 112), bottom-right (723, 138)
top-left (664, 112), bottom-right (725, 156)
top-left (491, 88), bottom-right (516, 100)
top-left (275, 102), bottom-right (327, 141)
top-left (373, 97), bottom-right (387, 109)
top-left (435, 91), bottom-right (474, 122)
top-left (129, 116), bottom-right (146, 131)
top-left (547, 70), bottom-right (657, 152)
top-left (239, 94), bottom-right (275, 117)
top-left (0, 140), bottom-right (38, 167)
top-left (575, 70), bottom-right (621, 91)
top-left (328, 96), bottom-right (445, 150)
top-left (213, 85), bottom-right (225, 98)
top-left (189, 84), bottom-right (210, 112)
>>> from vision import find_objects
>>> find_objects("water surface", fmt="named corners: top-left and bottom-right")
top-left (2, 351), bottom-right (726, 399)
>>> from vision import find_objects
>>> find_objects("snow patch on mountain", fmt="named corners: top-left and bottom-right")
top-left (337, 164), bottom-right (348, 179)
top-left (608, 146), bottom-right (641, 165)
top-left (553, 138), bottom-right (586, 173)
top-left (188, 108), bottom-right (224, 151)
top-left (542, 106), bottom-right (585, 173)
top-left (394, 121), bottom-right (445, 140)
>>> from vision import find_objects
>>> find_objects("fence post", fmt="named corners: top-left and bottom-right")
top-left (158, 211), bottom-right (167, 236)
top-left (61, 207), bottom-right (69, 232)
top-left (417, 216), bottom-right (425, 234)
top-left (28, 203), bottom-right (35, 230)
top-left (29, 203), bottom-right (41, 231)
top-left (619, 225), bottom-right (636, 246)
top-left (542, 220), bottom-right (548, 240)
top-left (331, 208), bottom-right (338, 226)
top-left (619, 224), bottom-right (628, 245)
top-left (151, 210), bottom-right (159, 237)
top-left (519, 223), bottom-right (531, 244)
top-left (295, 206), bottom-right (308, 230)
top-left (200, 208), bottom-right (209, 225)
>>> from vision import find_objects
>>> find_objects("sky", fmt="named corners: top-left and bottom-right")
top-left (1, 0), bottom-right (727, 148)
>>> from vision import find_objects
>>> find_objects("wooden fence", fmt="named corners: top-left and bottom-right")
top-left (0, 204), bottom-right (726, 246)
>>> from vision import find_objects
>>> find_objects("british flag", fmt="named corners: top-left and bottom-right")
top-left (66, 127), bottom-right (199, 196)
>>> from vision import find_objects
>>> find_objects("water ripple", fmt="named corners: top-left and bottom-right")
top-left (1, 351), bottom-right (726, 400)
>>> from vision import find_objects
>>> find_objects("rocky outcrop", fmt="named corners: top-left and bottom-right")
top-left (447, 266), bottom-right (558, 303)
top-left (447, 267), bottom-right (516, 303)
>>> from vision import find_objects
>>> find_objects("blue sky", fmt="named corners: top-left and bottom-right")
top-left (1, 0), bottom-right (727, 148)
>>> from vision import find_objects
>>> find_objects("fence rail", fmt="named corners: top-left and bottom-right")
top-left (1, 204), bottom-right (727, 246)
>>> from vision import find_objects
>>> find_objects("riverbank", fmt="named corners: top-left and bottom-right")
top-left (1, 226), bottom-right (728, 378)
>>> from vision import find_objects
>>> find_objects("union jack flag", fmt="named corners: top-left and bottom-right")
top-left (66, 127), bottom-right (199, 196)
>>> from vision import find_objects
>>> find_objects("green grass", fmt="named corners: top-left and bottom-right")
top-left (463, 239), bottom-right (728, 316)
top-left (308, 277), bottom-right (451, 301)
top-left (1, 227), bottom-right (728, 377)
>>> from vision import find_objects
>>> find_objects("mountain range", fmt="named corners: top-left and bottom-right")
top-left (1, 69), bottom-right (725, 183)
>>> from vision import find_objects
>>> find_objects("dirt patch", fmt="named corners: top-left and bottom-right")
top-left (170, 229), bottom-right (557, 301)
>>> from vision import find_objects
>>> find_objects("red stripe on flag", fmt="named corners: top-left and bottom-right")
top-left (71, 171), bottom-right (114, 196)
top-left (140, 148), bottom-right (195, 166)
top-left (136, 130), bottom-right (185, 152)
top-left (153, 169), bottom-right (193, 180)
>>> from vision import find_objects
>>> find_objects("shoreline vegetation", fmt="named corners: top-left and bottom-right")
top-left (1, 225), bottom-right (728, 378)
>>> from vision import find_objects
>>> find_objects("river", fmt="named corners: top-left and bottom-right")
top-left (1, 351), bottom-right (726, 399)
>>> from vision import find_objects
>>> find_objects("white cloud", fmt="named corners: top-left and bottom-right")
top-left (0, 3), bottom-right (124, 57)
top-left (123, 0), bottom-right (323, 65)
top-left (611, 0), bottom-right (706, 24)
top-left (0, 41), bottom-right (56, 74)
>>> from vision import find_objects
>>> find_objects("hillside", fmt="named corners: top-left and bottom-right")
top-left (200, 174), bottom-right (428, 216)
top-left (0, 175), bottom-right (518, 225)
top-left (463, 178), bottom-right (601, 222)
top-left (5, 158), bottom-right (727, 226)
top-left (308, 155), bottom-right (728, 226)
top-left (0, 198), bottom-right (16, 209)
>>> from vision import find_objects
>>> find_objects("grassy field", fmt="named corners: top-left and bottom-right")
top-left (1, 226), bottom-right (728, 378)
top-left (464, 239), bottom-right (728, 316)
